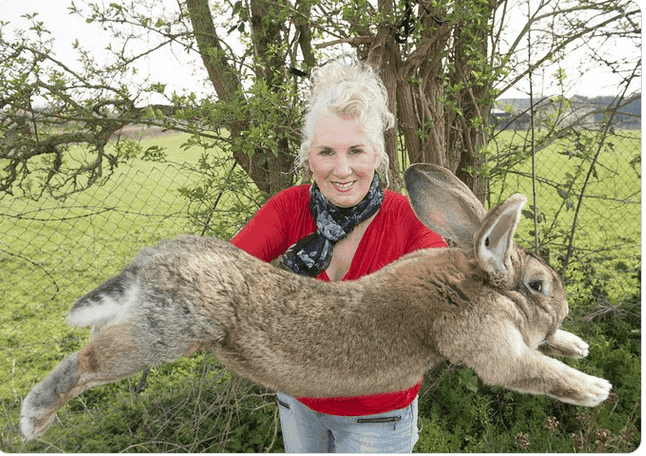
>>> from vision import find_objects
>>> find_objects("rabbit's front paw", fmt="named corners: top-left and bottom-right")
top-left (553, 329), bottom-right (589, 358)
top-left (580, 375), bottom-right (612, 407)
top-left (565, 333), bottom-right (589, 358)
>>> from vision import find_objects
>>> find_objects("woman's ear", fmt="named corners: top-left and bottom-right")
top-left (372, 149), bottom-right (382, 171)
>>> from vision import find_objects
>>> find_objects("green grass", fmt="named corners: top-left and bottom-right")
top-left (0, 131), bottom-right (640, 452)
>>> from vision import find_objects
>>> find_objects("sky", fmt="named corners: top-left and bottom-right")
top-left (0, 0), bottom-right (210, 103)
top-left (0, 0), bottom-right (641, 101)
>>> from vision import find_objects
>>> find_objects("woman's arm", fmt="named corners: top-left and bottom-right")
top-left (230, 186), bottom-right (313, 262)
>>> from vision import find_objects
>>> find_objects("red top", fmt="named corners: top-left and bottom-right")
top-left (231, 184), bottom-right (447, 415)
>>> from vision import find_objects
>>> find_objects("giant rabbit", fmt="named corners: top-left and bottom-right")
top-left (20, 164), bottom-right (611, 440)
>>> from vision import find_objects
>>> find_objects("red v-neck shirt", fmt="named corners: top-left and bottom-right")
top-left (231, 184), bottom-right (447, 415)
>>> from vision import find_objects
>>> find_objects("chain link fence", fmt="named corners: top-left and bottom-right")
top-left (0, 124), bottom-right (640, 449)
top-left (487, 126), bottom-right (640, 310)
top-left (1, 161), bottom-right (199, 404)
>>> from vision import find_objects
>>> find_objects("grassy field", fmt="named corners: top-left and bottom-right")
top-left (0, 131), bottom-right (640, 452)
top-left (488, 129), bottom-right (641, 304)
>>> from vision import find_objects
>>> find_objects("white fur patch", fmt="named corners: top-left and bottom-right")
top-left (500, 323), bottom-right (525, 359)
top-left (66, 282), bottom-right (139, 328)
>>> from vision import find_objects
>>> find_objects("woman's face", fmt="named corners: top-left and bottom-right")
top-left (309, 113), bottom-right (381, 208)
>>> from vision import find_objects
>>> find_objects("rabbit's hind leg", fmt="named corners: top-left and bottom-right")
top-left (20, 322), bottom-right (183, 440)
top-left (20, 352), bottom-right (84, 440)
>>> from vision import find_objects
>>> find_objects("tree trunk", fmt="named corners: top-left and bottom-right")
top-left (446, 2), bottom-right (496, 204)
top-left (398, 8), bottom-right (452, 170)
top-left (359, 0), bottom-right (454, 189)
top-left (361, 0), bottom-right (401, 188)
top-left (186, 0), bottom-right (294, 196)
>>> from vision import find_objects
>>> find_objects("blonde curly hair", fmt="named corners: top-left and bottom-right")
top-left (297, 56), bottom-right (395, 184)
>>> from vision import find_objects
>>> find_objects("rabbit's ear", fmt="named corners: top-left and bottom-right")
top-left (474, 194), bottom-right (527, 280)
top-left (404, 164), bottom-right (486, 248)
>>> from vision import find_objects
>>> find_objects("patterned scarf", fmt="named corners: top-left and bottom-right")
top-left (279, 174), bottom-right (384, 277)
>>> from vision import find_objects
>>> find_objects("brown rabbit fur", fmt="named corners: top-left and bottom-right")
top-left (19, 164), bottom-right (611, 440)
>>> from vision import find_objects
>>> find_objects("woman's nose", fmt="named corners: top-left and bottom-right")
top-left (333, 152), bottom-right (351, 176)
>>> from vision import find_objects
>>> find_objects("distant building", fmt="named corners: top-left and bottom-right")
top-left (493, 95), bottom-right (641, 130)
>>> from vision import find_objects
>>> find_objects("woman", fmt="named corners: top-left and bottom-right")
top-left (231, 56), bottom-right (447, 453)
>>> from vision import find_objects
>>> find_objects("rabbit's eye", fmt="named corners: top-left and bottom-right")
top-left (528, 280), bottom-right (543, 292)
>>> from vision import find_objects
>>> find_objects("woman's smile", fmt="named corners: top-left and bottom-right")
top-left (331, 180), bottom-right (356, 191)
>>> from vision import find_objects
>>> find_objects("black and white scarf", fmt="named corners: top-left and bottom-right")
top-left (279, 174), bottom-right (384, 277)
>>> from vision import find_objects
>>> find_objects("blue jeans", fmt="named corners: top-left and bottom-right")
top-left (277, 392), bottom-right (419, 453)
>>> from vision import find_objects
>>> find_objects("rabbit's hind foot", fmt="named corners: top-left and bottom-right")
top-left (20, 353), bottom-right (81, 440)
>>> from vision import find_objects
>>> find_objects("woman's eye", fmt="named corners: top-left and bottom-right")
top-left (317, 148), bottom-right (335, 157)
top-left (349, 147), bottom-right (364, 155)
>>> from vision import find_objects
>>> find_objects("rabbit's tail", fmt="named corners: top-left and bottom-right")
top-left (66, 264), bottom-right (140, 329)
